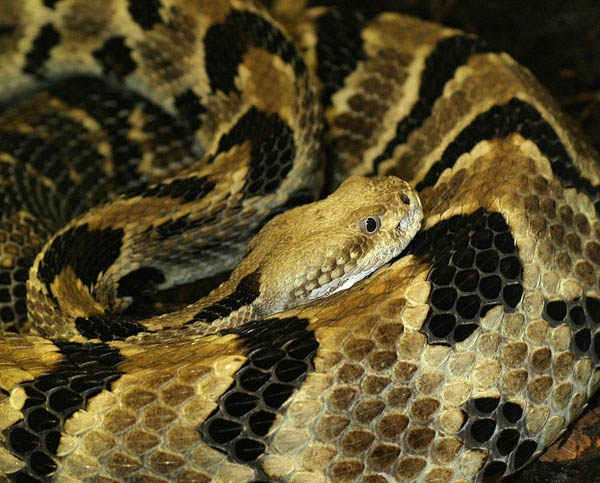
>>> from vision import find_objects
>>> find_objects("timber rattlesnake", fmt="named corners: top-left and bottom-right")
top-left (0, 0), bottom-right (599, 481)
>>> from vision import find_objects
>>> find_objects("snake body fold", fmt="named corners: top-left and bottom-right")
top-left (0, 0), bottom-right (599, 482)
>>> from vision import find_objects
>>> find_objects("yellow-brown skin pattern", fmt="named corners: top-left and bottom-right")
top-left (25, 175), bottom-right (421, 334)
top-left (204, 175), bottom-right (423, 325)
top-left (0, 0), bottom-right (599, 482)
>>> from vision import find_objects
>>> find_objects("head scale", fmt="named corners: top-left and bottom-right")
top-left (233, 175), bottom-right (423, 316)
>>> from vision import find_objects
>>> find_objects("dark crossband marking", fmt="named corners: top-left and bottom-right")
top-left (45, 76), bottom-right (166, 194)
top-left (2, 75), bottom-right (194, 226)
top-left (11, 112), bottom-right (114, 221)
top-left (215, 107), bottom-right (296, 197)
top-left (203, 9), bottom-right (307, 95)
top-left (117, 266), bottom-right (167, 317)
top-left (405, 208), bottom-right (523, 345)
top-left (37, 224), bottom-right (124, 296)
top-left (92, 37), bottom-right (137, 80)
top-left (314, 8), bottom-right (374, 107)
top-left (128, 0), bottom-right (164, 30)
top-left (480, 439), bottom-right (539, 481)
top-left (192, 272), bottom-right (261, 324)
top-left (417, 97), bottom-right (600, 216)
top-left (460, 394), bottom-right (536, 481)
top-left (2, 340), bottom-right (124, 480)
top-left (0, 130), bottom-right (64, 226)
top-left (21, 115), bottom-right (104, 198)
top-left (75, 314), bottom-right (148, 341)
top-left (0, 131), bottom-right (47, 172)
top-left (372, 35), bottom-right (489, 171)
top-left (155, 212), bottom-right (221, 241)
top-left (0, 24), bottom-right (17, 37)
top-left (173, 88), bottom-right (208, 132)
top-left (43, 0), bottom-right (62, 8)
top-left (0, 121), bottom-right (118, 229)
top-left (23, 24), bottom-right (61, 76)
top-left (543, 296), bottom-right (600, 361)
top-left (200, 317), bottom-right (318, 477)
top-left (42, 76), bottom-right (198, 201)
top-left (0, 161), bottom-right (20, 210)
top-left (0, 256), bottom-right (31, 333)
top-left (141, 175), bottom-right (215, 202)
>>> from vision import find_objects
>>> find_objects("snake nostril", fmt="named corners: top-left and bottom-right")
top-left (400, 193), bottom-right (411, 205)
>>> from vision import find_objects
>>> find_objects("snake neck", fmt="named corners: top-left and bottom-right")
top-left (26, 176), bottom-right (422, 341)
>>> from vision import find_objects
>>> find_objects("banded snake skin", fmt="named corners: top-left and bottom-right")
top-left (0, 0), bottom-right (600, 481)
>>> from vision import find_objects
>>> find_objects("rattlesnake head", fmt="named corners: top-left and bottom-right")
top-left (221, 175), bottom-right (423, 318)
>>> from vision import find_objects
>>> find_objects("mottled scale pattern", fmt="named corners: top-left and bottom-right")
top-left (0, 0), bottom-right (599, 482)
top-left (410, 208), bottom-right (524, 345)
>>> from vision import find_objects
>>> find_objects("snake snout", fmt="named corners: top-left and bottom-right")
top-left (397, 195), bottom-right (422, 233)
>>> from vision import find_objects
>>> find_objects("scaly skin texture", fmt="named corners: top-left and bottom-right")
top-left (25, 175), bottom-right (421, 335)
top-left (0, 0), bottom-right (599, 482)
top-left (211, 175), bottom-right (423, 323)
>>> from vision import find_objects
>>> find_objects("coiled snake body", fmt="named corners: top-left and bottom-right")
top-left (0, 1), bottom-right (599, 481)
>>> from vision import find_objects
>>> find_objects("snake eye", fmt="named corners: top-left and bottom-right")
top-left (400, 193), bottom-right (411, 205)
top-left (359, 215), bottom-right (381, 234)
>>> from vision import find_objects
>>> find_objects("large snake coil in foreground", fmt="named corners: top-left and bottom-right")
top-left (0, 0), bottom-right (599, 481)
